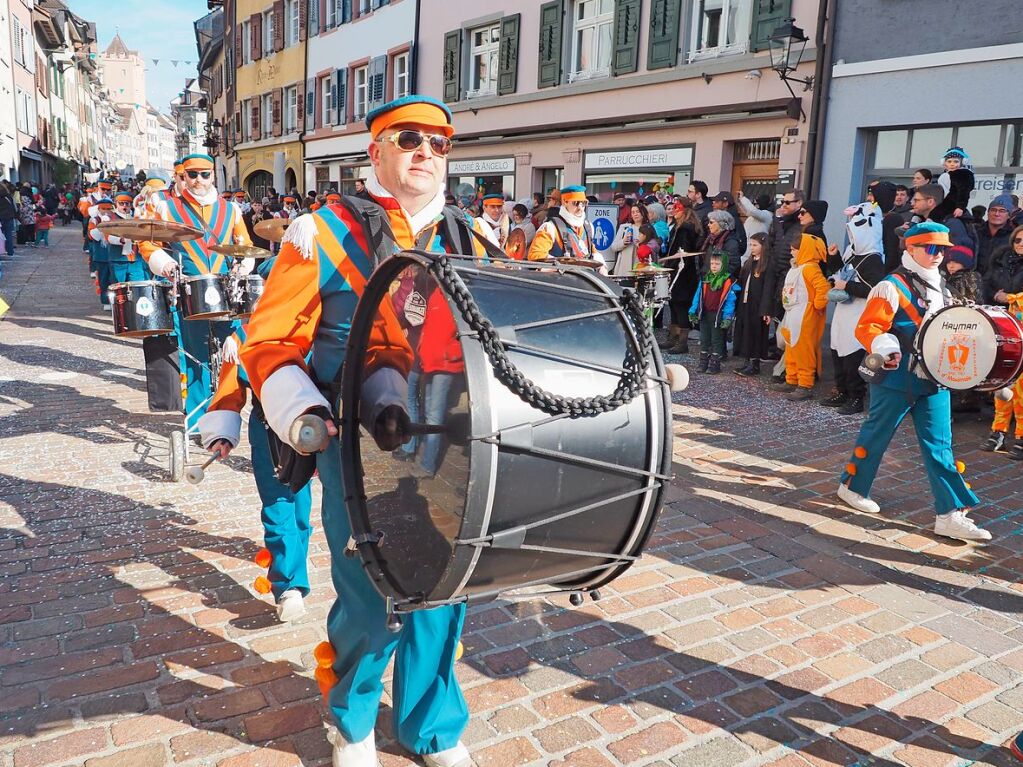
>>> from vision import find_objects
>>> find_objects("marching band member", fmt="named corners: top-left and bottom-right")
top-left (105, 193), bottom-right (148, 284)
top-left (135, 178), bottom-right (169, 220)
top-left (88, 197), bottom-right (115, 309)
top-left (233, 189), bottom-right (250, 213)
top-left (325, 192), bottom-right (342, 206)
top-left (480, 193), bottom-right (509, 247)
top-left (281, 195), bottom-right (300, 219)
top-left (240, 95), bottom-right (486, 767)
top-left (983, 292), bottom-right (1023, 458)
top-left (837, 222), bottom-right (991, 542)
top-left (528, 184), bottom-right (601, 263)
top-left (78, 184), bottom-right (100, 260)
top-left (199, 320), bottom-right (313, 623)
top-left (137, 153), bottom-right (251, 431)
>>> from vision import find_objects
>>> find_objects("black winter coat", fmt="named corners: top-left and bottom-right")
top-left (760, 212), bottom-right (802, 318)
top-left (976, 222), bottom-right (1014, 276)
top-left (984, 245), bottom-right (1023, 303)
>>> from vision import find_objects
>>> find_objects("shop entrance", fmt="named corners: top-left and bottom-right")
top-left (730, 140), bottom-right (781, 202)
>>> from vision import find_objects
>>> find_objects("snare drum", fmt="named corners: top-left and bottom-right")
top-left (340, 254), bottom-right (671, 612)
top-left (110, 280), bottom-right (174, 337)
top-left (230, 274), bottom-right (265, 319)
top-left (915, 304), bottom-right (1023, 391)
top-left (179, 274), bottom-right (232, 320)
top-left (611, 270), bottom-right (671, 306)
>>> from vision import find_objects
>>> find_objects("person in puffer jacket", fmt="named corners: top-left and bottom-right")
top-left (689, 249), bottom-right (739, 375)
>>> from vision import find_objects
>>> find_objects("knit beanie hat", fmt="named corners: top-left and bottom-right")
top-left (870, 181), bottom-right (896, 214)
top-left (989, 194), bottom-right (1014, 212)
top-left (946, 245), bottom-right (976, 270)
top-left (803, 199), bottom-right (829, 224)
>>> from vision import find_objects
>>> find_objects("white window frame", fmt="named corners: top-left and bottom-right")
top-left (321, 76), bottom-right (332, 127)
top-left (284, 85), bottom-right (298, 133)
top-left (241, 99), bottom-right (251, 142)
top-left (569, 0), bottom-right (614, 83)
top-left (326, 0), bottom-right (337, 27)
top-left (466, 23), bottom-right (500, 99)
top-left (261, 92), bottom-right (273, 138)
top-left (393, 52), bottom-right (410, 100)
top-left (358, 0), bottom-right (371, 15)
top-left (263, 10), bottom-right (274, 53)
top-left (308, 0), bottom-right (320, 36)
top-left (286, 0), bottom-right (300, 46)
top-left (688, 0), bottom-right (753, 61)
top-left (15, 87), bottom-right (33, 133)
top-left (353, 65), bottom-right (368, 121)
top-left (241, 20), bottom-right (252, 65)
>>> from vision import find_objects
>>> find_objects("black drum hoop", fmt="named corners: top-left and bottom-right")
top-left (340, 251), bottom-right (673, 610)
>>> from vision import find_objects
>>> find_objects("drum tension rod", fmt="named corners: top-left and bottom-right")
top-left (344, 532), bottom-right (384, 558)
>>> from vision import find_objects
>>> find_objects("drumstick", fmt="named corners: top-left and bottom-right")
top-left (185, 453), bottom-right (220, 485)
top-left (290, 414), bottom-right (330, 454)
top-left (864, 353), bottom-right (889, 370)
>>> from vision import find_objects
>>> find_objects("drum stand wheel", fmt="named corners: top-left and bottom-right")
top-left (168, 430), bottom-right (187, 482)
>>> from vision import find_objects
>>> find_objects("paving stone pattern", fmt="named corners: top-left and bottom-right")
top-left (1, 228), bottom-right (1022, 766)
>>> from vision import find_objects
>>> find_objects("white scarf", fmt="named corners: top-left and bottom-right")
top-left (185, 187), bottom-right (219, 206)
top-left (365, 168), bottom-right (445, 236)
top-left (901, 250), bottom-right (945, 317)
top-left (559, 208), bottom-right (586, 229)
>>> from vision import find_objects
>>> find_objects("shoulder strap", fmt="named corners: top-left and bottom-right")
top-left (439, 205), bottom-right (475, 256)
top-left (334, 195), bottom-right (399, 268)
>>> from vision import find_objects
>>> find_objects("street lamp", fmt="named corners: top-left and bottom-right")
top-left (769, 18), bottom-right (812, 92)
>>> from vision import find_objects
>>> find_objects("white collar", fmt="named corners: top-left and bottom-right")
top-left (901, 250), bottom-right (945, 313)
top-left (482, 212), bottom-right (505, 227)
top-left (185, 187), bottom-right (219, 206)
top-left (365, 169), bottom-right (446, 236)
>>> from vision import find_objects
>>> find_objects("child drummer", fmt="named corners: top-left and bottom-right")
top-left (837, 222), bottom-right (990, 542)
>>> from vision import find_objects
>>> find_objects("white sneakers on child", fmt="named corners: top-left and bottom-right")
top-left (934, 510), bottom-right (991, 542)
top-left (423, 742), bottom-right (472, 767)
top-left (837, 483), bottom-right (880, 514)
top-left (331, 730), bottom-right (379, 767)
top-left (276, 589), bottom-right (305, 622)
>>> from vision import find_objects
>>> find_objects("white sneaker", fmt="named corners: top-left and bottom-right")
top-left (934, 510), bottom-right (992, 542)
top-left (837, 483), bottom-right (880, 514)
top-left (276, 589), bottom-right (306, 622)
top-left (331, 730), bottom-right (379, 767)
top-left (101, 304), bottom-right (111, 311)
top-left (423, 742), bottom-right (472, 767)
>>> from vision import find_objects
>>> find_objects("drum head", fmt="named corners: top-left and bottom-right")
top-left (919, 306), bottom-right (997, 390)
top-left (505, 228), bottom-right (526, 260)
top-left (341, 253), bottom-right (671, 610)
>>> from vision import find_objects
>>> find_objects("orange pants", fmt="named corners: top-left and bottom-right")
top-left (992, 377), bottom-right (1023, 438)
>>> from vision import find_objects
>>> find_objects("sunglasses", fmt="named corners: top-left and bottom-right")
top-left (923, 244), bottom-right (947, 256)
top-left (186, 170), bottom-right (213, 179)
top-left (783, 199), bottom-right (798, 205)
top-left (798, 209), bottom-right (809, 215)
top-left (1014, 237), bottom-right (1023, 244)
top-left (376, 130), bottom-right (452, 156)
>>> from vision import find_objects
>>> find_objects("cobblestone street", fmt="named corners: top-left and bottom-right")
top-left (3, 226), bottom-right (1023, 767)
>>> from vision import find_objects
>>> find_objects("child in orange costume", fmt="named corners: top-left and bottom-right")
top-left (775, 234), bottom-right (830, 400)
top-left (983, 292), bottom-right (1023, 459)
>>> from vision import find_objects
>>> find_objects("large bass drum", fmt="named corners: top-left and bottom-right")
top-left (915, 304), bottom-right (1023, 391)
top-left (340, 252), bottom-right (672, 612)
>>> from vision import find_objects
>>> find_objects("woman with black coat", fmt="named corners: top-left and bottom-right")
top-left (733, 233), bottom-right (773, 376)
top-left (660, 197), bottom-right (703, 354)
top-left (985, 225), bottom-right (1023, 304)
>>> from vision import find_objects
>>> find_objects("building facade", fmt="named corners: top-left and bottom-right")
top-left (419, 0), bottom-right (819, 204)
top-left (170, 78), bottom-right (209, 163)
top-left (303, 0), bottom-right (415, 194)
top-left (817, 0), bottom-right (1022, 245)
top-left (10, 0), bottom-right (42, 181)
top-left (0, 0), bottom-right (18, 180)
top-left (97, 33), bottom-right (150, 177)
top-left (233, 0), bottom-right (307, 199)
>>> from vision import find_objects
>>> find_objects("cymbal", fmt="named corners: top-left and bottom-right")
top-left (554, 258), bottom-right (605, 269)
top-left (97, 219), bottom-right (203, 242)
top-left (656, 251), bottom-right (704, 263)
top-left (209, 244), bottom-right (273, 259)
top-left (633, 264), bottom-right (671, 274)
top-left (253, 217), bottom-right (291, 242)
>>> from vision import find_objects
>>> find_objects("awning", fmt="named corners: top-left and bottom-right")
top-left (20, 149), bottom-right (42, 162)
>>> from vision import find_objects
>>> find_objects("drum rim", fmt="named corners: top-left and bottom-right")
top-left (340, 250), bottom-right (672, 608)
top-left (181, 273), bottom-right (229, 283)
top-left (110, 280), bottom-right (171, 289)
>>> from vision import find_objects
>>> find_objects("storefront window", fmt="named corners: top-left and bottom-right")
top-left (447, 174), bottom-right (515, 203)
top-left (868, 121), bottom-right (1023, 209)
top-left (582, 146), bottom-right (694, 202)
top-left (908, 127), bottom-right (953, 168)
top-left (340, 164), bottom-right (371, 196)
top-left (874, 130), bottom-right (908, 169)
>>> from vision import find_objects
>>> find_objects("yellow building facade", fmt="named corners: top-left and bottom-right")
top-left (233, 0), bottom-right (308, 199)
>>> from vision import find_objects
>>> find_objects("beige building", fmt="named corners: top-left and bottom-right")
top-left (419, 0), bottom-right (820, 202)
top-left (97, 33), bottom-right (150, 175)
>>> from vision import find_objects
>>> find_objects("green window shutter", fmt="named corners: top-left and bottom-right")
top-left (750, 0), bottom-right (791, 53)
top-left (497, 14), bottom-right (520, 95)
top-left (612, 0), bottom-right (641, 76)
top-left (647, 0), bottom-right (681, 70)
top-left (443, 30), bottom-right (462, 103)
top-left (537, 1), bottom-right (563, 89)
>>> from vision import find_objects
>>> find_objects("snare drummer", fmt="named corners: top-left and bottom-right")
top-left (480, 193), bottom-right (510, 247)
top-left (240, 95), bottom-right (491, 767)
top-left (138, 153), bottom-right (252, 431)
top-left (528, 185), bottom-right (602, 266)
top-left (838, 222), bottom-right (991, 542)
top-left (106, 193), bottom-right (148, 284)
top-left (199, 321), bottom-right (314, 623)
top-left (88, 197), bottom-right (115, 309)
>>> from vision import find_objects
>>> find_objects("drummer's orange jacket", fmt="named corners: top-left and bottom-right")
top-left (239, 186), bottom-right (487, 449)
top-left (527, 216), bottom-right (597, 261)
top-left (137, 188), bottom-right (250, 277)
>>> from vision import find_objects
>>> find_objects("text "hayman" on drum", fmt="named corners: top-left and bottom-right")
top-left (941, 321), bottom-right (979, 332)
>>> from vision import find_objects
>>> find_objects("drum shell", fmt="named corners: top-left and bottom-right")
top-left (916, 304), bottom-right (1023, 391)
top-left (180, 274), bottom-right (232, 319)
top-left (110, 281), bottom-right (174, 337)
top-left (341, 254), bottom-right (672, 609)
top-left (231, 274), bottom-right (265, 319)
